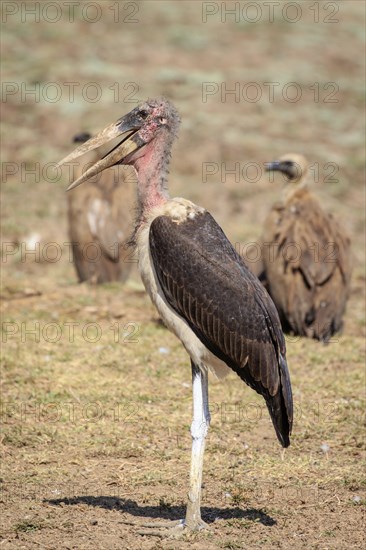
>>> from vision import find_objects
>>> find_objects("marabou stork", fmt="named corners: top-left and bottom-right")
top-left (67, 132), bottom-right (135, 283)
top-left (59, 99), bottom-right (293, 533)
top-left (259, 154), bottom-right (352, 342)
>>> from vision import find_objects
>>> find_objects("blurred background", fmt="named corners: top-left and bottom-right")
top-left (1, 2), bottom-right (365, 548)
top-left (2, 1), bottom-right (364, 290)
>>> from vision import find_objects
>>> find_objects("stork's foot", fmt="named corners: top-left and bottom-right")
top-left (138, 518), bottom-right (185, 538)
top-left (184, 516), bottom-right (209, 532)
top-left (120, 517), bottom-right (209, 538)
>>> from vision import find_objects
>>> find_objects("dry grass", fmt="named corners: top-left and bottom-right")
top-left (1, 2), bottom-right (365, 549)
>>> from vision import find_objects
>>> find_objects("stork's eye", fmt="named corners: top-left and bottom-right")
top-left (139, 109), bottom-right (148, 119)
top-left (159, 117), bottom-right (167, 125)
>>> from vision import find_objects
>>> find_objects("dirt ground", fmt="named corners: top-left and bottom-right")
top-left (1, 2), bottom-right (365, 549)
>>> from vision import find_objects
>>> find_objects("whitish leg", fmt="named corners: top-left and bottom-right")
top-left (125, 361), bottom-right (211, 537)
top-left (184, 361), bottom-right (210, 530)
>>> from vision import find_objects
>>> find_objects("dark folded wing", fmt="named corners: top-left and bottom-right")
top-left (149, 211), bottom-right (293, 446)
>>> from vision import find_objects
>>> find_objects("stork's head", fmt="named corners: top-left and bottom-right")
top-left (59, 98), bottom-right (180, 190)
top-left (265, 153), bottom-right (308, 185)
top-left (130, 97), bottom-right (181, 144)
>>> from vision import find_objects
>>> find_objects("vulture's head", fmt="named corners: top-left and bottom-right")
top-left (265, 154), bottom-right (308, 185)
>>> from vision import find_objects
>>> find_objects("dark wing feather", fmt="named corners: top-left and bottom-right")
top-left (149, 211), bottom-right (293, 447)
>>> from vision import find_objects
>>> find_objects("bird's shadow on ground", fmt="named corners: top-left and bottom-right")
top-left (46, 495), bottom-right (276, 526)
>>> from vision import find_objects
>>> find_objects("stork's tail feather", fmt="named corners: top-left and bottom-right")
top-left (266, 354), bottom-right (293, 448)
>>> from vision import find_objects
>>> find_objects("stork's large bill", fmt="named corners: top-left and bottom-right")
top-left (58, 116), bottom-right (146, 191)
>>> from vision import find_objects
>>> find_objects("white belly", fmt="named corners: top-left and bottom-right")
top-left (136, 198), bottom-right (230, 379)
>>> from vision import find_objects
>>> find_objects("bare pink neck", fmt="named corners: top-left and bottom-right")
top-left (131, 133), bottom-right (172, 219)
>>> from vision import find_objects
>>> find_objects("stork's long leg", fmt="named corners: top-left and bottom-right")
top-left (184, 361), bottom-right (211, 530)
top-left (125, 361), bottom-right (211, 537)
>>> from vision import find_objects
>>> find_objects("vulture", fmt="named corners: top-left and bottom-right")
top-left (67, 132), bottom-right (136, 283)
top-left (259, 153), bottom-right (352, 342)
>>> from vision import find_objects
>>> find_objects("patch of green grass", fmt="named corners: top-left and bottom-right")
top-left (13, 520), bottom-right (44, 533)
top-left (323, 529), bottom-right (337, 537)
top-left (223, 542), bottom-right (248, 549)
